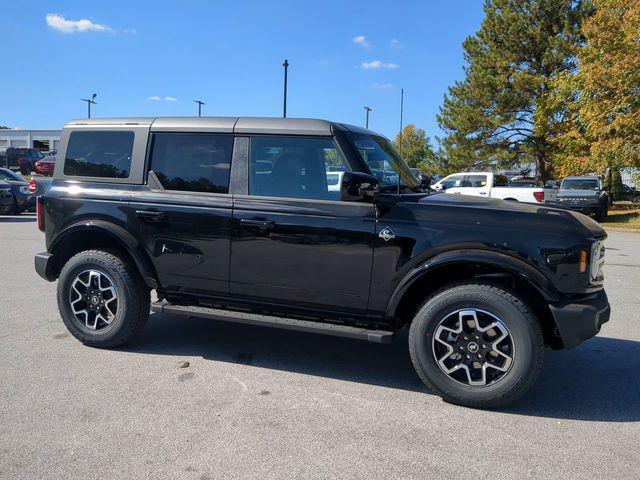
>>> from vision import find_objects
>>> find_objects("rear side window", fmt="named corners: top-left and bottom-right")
top-left (64, 131), bottom-right (134, 178)
top-left (150, 133), bottom-right (233, 194)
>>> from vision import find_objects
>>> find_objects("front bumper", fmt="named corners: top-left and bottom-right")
top-left (35, 252), bottom-right (57, 282)
top-left (549, 289), bottom-right (610, 349)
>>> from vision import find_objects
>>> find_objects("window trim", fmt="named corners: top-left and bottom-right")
top-left (63, 130), bottom-right (135, 179)
top-left (146, 131), bottom-right (235, 196)
top-left (55, 125), bottom-right (149, 184)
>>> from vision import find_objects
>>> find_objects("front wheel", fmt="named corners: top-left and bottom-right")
top-left (57, 250), bottom-right (150, 348)
top-left (409, 282), bottom-right (543, 408)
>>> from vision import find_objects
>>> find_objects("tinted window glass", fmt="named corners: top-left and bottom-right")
top-left (466, 175), bottom-right (488, 187)
top-left (441, 174), bottom-right (464, 189)
top-left (494, 175), bottom-right (509, 187)
top-left (561, 178), bottom-right (599, 190)
top-left (250, 136), bottom-right (348, 200)
top-left (64, 131), bottom-right (133, 178)
top-left (150, 133), bottom-right (233, 194)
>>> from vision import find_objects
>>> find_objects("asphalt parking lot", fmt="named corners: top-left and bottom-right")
top-left (1, 215), bottom-right (638, 480)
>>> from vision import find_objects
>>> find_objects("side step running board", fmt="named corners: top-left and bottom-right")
top-left (151, 301), bottom-right (394, 344)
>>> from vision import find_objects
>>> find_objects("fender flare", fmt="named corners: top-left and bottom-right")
top-left (385, 249), bottom-right (558, 318)
top-left (50, 219), bottom-right (159, 289)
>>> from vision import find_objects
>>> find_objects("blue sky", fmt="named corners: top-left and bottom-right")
top-left (1, 1), bottom-right (484, 141)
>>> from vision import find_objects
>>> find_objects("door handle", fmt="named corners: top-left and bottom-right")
top-left (240, 218), bottom-right (276, 230)
top-left (479, 192), bottom-right (487, 195)
top-left (135, 209), bottom-right (167, 222)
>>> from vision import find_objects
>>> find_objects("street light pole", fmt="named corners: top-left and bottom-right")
top-left (283, 59), bottom-right (289, 118)
top-left (81, 93), bottom-right (97, 118)
top-left (364, 106), bottom-right (372, 129)
top-left (397, 88), bottom-right (404, 195)
top-left (194, 100), bottom-right (205, 117)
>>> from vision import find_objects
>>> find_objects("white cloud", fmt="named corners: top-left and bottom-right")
top-left (46, 13), bottom-right (113, 34)
top-left (373, 83), bottom-right (395, 90)
top-left (318, 58), bottom-right (329, 66)
top-left (353, 35), bottom-right (371, 49)
top-left (390, 38), bottom-right (404, 49)
top-left (164, 96), bottom-right (177, 102)
top-left (361, 60), bottom-right (399, 70)
top-left (148, 96), bottom-right (161, 101)
top-left (148, 96), bottom-right (177, 102)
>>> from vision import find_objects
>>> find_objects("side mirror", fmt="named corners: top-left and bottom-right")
top-left (420, 175), bottom-right (431, 189)
top-left (340, 172), bottom-right (380, 202)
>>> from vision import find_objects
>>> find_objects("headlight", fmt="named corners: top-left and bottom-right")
top-left (590, 240), bottom-right (605, 282)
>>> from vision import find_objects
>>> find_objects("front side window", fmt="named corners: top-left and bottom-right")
top-left (64, 131), bottom-right (133, 178)
top-left (349, 134), bottom-right (418, 191)
top-left (249, 136), bottom-right (349, 200)
top-left (441, 174), bottom-right (465, 189)
top-left (150, 133), bottom-right (233, 194)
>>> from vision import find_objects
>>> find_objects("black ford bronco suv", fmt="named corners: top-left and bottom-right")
top-left (35, 117), bottom-right (610, 408)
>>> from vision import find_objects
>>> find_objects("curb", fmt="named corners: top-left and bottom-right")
top-left (603, 226), bottom-right (640, 233)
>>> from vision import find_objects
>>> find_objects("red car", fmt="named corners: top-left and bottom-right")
top-left (34, 155), bottom-right (56, 176)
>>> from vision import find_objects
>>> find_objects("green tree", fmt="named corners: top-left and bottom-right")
top-left (437, 0), bottom-right (590, 181)
top-left (393, 124), bottom-right (437, 169)
top-left (551, 0), bottom-right (640, 175)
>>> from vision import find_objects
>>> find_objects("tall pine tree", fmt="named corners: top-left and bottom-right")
top-left (437, 0), bottom-right (589, 181)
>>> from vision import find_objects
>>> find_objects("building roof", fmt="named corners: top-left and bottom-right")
top-left (65, 116), bottom-right (376, 136)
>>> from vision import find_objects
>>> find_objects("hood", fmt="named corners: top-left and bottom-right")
top-left (413, 192), bottom-right (606, 238)
top-left (558, 189), bottom-right (599, 198)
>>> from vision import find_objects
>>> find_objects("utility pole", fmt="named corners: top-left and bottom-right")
top-left (399, 88), bottom-right (405, 157)
top-left (283, 59), bottom-right (289, 118)
top-left (81, 93), bottom-right (97, 118)
top-left (194, 100), bottom-right (205, 117)
top-left (397, 88), bottom-right (404, 195)
top-left (364, 106), bottom-right (372, 129)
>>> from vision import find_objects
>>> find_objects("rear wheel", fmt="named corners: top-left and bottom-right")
top-left (409, 282), bottom-right (543, 408)
top-left (57, 250), bottom-right (150, 348)
top-left (595, 205), bottom-right (608, 222)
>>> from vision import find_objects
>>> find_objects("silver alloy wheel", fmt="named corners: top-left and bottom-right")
top-left (69, 270), bottom-right (118, 330)
top-left (432, 309), bottom-right (514, 386)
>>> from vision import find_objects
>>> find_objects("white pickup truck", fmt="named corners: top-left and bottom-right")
top-left (432, 172), bottom-right (557, 204)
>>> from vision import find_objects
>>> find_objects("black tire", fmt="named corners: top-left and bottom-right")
top-left (409, 282), bottom-right (543, 408)
top-left (57, 250), bottom-right (150, 348)
top-left (595, 206), bottom-right (607, 222)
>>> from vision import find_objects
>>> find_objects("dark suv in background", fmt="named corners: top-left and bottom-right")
top-left (1, 147), bottom-right (45, 174)
top-left (557, 176), bottom-right (609, 221)
top-left (34, 117), bottom-right (609, 408)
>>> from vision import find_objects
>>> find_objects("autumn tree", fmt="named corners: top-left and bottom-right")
top-left (393, 124), bottom-right (438, 171)
top-left (437, 0), bottom-right (590, 181)
top-left (550, 0), bottom-right (640, 176)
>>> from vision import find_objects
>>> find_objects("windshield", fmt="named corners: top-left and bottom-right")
top-left (0, 169), bottom-right (25, 181)
top-left (561, 178), bottom-right (599, 190)
top-left (349, 134), bottom-right (419, 191)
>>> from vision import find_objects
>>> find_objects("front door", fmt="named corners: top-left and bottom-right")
top-left (130, 132), bottom-right (234, 296)
top-left (230, 135), bottom-right (376, 312)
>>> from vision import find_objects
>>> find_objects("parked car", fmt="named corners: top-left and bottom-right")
top-left (433, 172), bottom-right (557, 203)
top-left (34, 155), bottom-right (56, 176)
top-left (615, 184), bottom-right (640, 204)
top-left (35, 117), bottom-right (609, 408)
top-left (0, 167), bottom-right (35, 213)
top-left (1, 147), bottom-right (46, 174)
top-left (0, 180), bottom-right (14, 214)
top-left (556, 176), bottom-right (609, 221)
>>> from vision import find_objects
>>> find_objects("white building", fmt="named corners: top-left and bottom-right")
top-left (0, 129), bottom-right (62, 152)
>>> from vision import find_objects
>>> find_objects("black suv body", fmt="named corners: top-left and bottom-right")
top-left (35, 117), bottom-right (610, 408)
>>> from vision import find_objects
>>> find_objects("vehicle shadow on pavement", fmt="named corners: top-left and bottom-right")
top-left (127, 316), bottom-right (640, 421)
top-left (507, 336), bottom-right (640, 422)
top-left (127, 313), bottom-right (428, 393)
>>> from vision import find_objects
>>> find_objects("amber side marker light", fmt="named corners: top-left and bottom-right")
top-left (579, 249), bottom-right (588, 273)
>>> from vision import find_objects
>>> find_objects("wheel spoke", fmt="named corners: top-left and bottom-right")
top-left (431, 308), bottom-right (514, 387)
top-left (69, 269), bottom-right (118, 331)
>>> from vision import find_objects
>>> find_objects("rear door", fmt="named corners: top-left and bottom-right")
top-left (230, 135), bottom-right (376, 312)
top-left (130, 132), bottom-right (234, 297)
